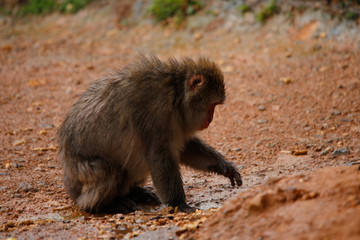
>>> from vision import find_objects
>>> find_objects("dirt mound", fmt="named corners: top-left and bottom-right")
top-left (191, 165), bottom-right (360, 240)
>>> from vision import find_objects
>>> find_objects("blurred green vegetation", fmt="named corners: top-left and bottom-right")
top-left (237, 3), bottom-right (251, 15)
top-left (17, 0), bottom-right (93, 15)
top-left (345, 11), bottom-right (359, 20)
top-left (58, 0), bottom-right (93, 13)
top-left (0, 0), bottom-right (358, 23)
top-left (19, 0), bottom-right (57, 15)
top-left (255, 0), bottom-right (279, 23)
top-left (149, 0), bottom-right (203, 22)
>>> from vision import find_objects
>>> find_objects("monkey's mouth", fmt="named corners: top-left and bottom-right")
top-left (199, 105), bottom-right (215, 130)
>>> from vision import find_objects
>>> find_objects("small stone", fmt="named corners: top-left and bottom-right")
top-left (237, 165), bottom-right (244, 170)
top-left (320, 149), bottom-right (328, 156)
top-left (13, 163), bottom-right (23, 168)
top-left (257, 120), bottom-right (267, 124)
top-left (234, 148), bottom-right (241, 152)
top-left (331, 110), bottom-right (341, 116)
top-left (13, 139), bottom-right (25, 146)
top-left (157, 218), bottom-right (167, 225)
top-left (319, 32), bottom-right (327, 38)
top-left (320, 147), bottom-right (333, 156)
top-left (292, 150), bottom-right (307, 156)
top-left (340, 118), bottom-right (351, 122)
top-left (272, 105), bottom-right (280, 111)
top-left (319, 66), bottom-right (329, 72)
top-left (65, 87), bottom-right (72, 94)
top-left (193, 32), bottom-right (202, 41)
top-left (279, 77), bottom-right (292, 84)
top-left (332, 148), bottom-right (350, 156)
top-left (285, 52), bottom-right (292, 58)
top-left (258, 105), bottom-right (266, 111)
top-left (38, 129), bottom-right (48, 135)
top-left (314, 146), bottom-right (322, 152)
top-left (17, 182), bottom-right (37, 193)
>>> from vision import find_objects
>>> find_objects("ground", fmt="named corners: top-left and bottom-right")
top-left (0, 1), bottom-right (360, 239)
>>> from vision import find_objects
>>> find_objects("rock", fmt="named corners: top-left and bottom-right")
top-left (332, 148), bottom-right (350, 156)
top-left (320, 149), bottom-right (329, 156)
top-left (279, 77), bottom-right (292, 84)
top-left (258, 105), bottom-right (266, 111)
top-left (237, 165), bottom-right (244, 170)
top-left (320, 147), bottom-right (333, 156)
top-left (331, 110), bottom-right (341, 116)
top-left (291, 150), bottom-right (307, 156)
top-left (13, 163), bottom-right (24, 168)
top-left (17, 182), bottom-right (38, 193)
top-left (257, 119), bottom-right (268, 124)
top-left (340, 118), bottom-right (351, 122)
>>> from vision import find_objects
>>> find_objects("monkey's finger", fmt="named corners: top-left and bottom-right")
top-left (230, 177), bottom-right (235, 186)
top-left (234, 172), bottom-right (243, 186)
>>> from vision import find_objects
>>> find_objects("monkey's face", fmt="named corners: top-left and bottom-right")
top-left (184, 59), bottom-right (225, 132)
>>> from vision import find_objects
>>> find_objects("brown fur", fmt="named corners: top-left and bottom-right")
top-left (58, 55), bottom-right (242, 213)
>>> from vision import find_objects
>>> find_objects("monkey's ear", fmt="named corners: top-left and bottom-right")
top-left (189, 75), bottom-right (204, 91)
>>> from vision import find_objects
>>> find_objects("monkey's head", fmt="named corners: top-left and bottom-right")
top-left (182, 57), bottom-right (225, 132)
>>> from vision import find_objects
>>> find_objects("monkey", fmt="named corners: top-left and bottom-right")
top-left (58, 55), bottom-right (242, 214)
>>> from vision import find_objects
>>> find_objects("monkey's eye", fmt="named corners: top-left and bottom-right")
top-left (189, 75), bottom-right (204, 90)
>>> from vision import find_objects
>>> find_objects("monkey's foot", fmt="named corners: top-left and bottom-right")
top-left (128, 186), bottom-right (161, 205)
top-left (173, 202), bottom-right (196, 213)
top-left (100, 197), bottom-right (139, 214)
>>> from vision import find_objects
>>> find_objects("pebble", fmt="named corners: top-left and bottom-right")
top-left (13, 163), bottom-right (24, 168)
top-left (258, 105), bottom-right (266, 111)
top-left (331, 110), bottom-right (341, 116)
top-left (256, 120), bottom-right (268, 124)
top-left (340, 119), bottom-right (351, 122)
top-left (320, 149), bottom-right (329, 156)
top-left (320, 147), bottom-right (333, 156)
top-left (17, 182), bottom-right (38, 193)
top-left (332, 148), bottom-right (350, 156)
top-left (237, 165), bottom-right (244, 170)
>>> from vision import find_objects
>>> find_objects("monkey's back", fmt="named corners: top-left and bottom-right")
top-left (58, 57), bottom-right (183, 173)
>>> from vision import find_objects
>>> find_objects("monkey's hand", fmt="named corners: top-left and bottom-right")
top-left (208, 162), bottom-right (242, 187)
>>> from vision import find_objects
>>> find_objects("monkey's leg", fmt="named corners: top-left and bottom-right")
top-left (180, 137), bottom-right (242, 187)
top-left (67, 158), bottom-right (138, 214)
top-left (127, 186), bottom-right (161, 205)
top-left (148, 148), bottom-right (195, 213)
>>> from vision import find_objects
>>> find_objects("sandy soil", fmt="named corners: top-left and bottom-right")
top-left (1, 2), bottom-right (359, 239)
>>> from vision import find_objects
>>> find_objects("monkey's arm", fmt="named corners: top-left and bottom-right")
top-left (148, 146), bottom-right (195, 213)
top-left (180, 137), bottom-right (242, 186)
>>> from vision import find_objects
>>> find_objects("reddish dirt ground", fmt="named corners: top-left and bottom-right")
top-left (1, 2), bottom-right (360, 239)
top-left (193, 165), bottom-right (360, 240)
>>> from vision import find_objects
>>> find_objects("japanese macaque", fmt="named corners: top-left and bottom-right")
top-left (58, 55), bottom-right (242, 213)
